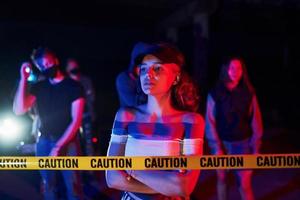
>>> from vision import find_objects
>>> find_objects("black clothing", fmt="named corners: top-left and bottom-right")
top-left (210, 83), bottom-right (254, 141)
top-left (30, 78), bottom-right (84, 141)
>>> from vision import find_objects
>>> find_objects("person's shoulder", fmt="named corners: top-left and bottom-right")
top-left (117, 71), bottom-right (128, 77)
top-left (64, 77), bottom-right (78, 84)
top-left (115, 106), bottom-right (137, 122)
top-left (80, 75), bottom-right (92, 82)
top-left (64, 77), bottom-right (82, 87)
top-left (35, 79), bottom-right (48, 84)
top-left (30, 79), bottom-right (48, 88)
top-left (116, 71), bottom-right (130, 83)
top-left (207, 93), bottom-right (215, 102)
top-left (181, 112), bottom-right (204, 125)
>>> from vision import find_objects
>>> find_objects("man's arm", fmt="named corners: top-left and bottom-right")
top-left (13, 62), bottom-right (36, 115)
top-left (50, 97), bottom-right (85, 156)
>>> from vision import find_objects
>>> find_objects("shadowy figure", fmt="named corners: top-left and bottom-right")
top-left (66, 58), bottom-right (96, 156)
top-left (13, 47), bottom-right (85, 200)
top-left (115, 42), bottom-right (151, 107)
top-left (205, 57), bottom-right (263, 200)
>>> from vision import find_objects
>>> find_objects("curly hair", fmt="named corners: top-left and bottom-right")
top-left (171, 71), bottom-right (200, 112)
top-left (136, 71), bottom-right (200, 112)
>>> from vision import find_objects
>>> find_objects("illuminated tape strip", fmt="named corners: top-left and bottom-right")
top-left (0, 154), bottom-right (299, 170)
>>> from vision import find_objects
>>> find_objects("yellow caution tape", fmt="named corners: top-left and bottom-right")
top-left (0, 154), bottom-right (299, 170)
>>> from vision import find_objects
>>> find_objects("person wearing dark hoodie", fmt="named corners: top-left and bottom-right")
top-left (115, 42), bottom-right (152, 107)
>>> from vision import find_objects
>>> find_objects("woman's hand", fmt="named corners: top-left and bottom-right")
top-left (49, 146), bottom-right (61, 156)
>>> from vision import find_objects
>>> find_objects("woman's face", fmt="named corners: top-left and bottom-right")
top-left (228, 59), bottom-right (243, 84)
top-left (139, 54), bottom-right (179, 96)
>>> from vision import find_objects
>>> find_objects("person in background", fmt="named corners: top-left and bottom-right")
top-left (66, 58), bottom-right (96, 156)
top-left (13, 47), bottom-right (85, 200)
top-left (106, 42), bottom-right (204, 200)
top-left (115, 42), bottom-right (151, 107)
top-left (205, 57), bottom-right (263, 200)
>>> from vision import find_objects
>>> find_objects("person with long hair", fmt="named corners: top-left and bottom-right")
top-left (106, 43), bottom-right (204, 199)
top-left (205, 57), bottom-right (263, 200)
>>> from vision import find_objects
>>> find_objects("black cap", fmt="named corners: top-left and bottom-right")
top-left (134, 43), bottom-right (185, 69)
top-left (128, 42), bottom-right (158, 72)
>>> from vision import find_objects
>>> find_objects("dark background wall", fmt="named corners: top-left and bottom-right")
top-left (0, 0), bottom-right (299, 154)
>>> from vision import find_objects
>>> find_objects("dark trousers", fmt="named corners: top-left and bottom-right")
top-left (36, 137), bottom-right (83, 200)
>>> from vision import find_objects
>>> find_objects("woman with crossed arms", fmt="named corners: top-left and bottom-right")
top-left (106, 43), bottom-right (204, 200)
